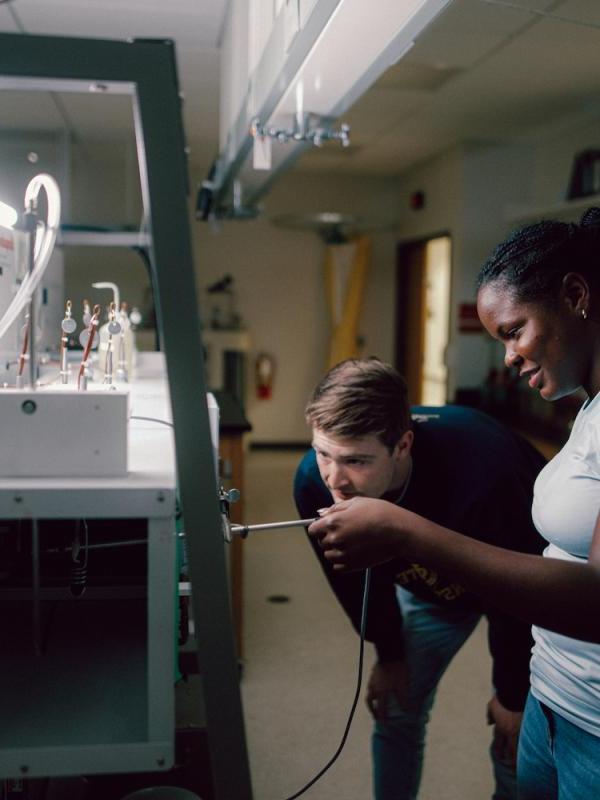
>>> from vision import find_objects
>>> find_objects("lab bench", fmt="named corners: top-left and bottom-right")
top-left (0, 354), bottom-right (177, 781)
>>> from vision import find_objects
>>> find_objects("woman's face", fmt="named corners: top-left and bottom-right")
top-left (477, 279), bottom-right (588, 401)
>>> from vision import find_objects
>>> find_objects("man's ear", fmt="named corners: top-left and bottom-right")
top-left (393, 429), bottom-right (414, 460)
top-left (561, 272), bottom-right (590, 315)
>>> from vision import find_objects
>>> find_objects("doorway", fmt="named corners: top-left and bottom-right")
top-left (395, 235), bottom-right (451, 405)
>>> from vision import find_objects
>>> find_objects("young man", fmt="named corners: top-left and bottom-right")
top-left (294, 358), bottom-right (546, 800)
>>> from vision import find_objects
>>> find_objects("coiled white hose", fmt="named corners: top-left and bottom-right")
top-left (0, 173), bottom-right (61, 343)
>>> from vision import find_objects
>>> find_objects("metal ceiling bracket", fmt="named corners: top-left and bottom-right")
top-left (250, 114), bottom-right (350, 148)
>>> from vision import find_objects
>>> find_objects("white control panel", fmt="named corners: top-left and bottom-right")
top-left (0, 388), bottom-right (128, 478)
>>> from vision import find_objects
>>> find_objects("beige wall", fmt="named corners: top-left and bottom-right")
top-left (532, 117), bottom-right (600, 206)
top-left (192, 170), bottom-right (401, 443)
top-left (191, 130), bottom-right (591, 442)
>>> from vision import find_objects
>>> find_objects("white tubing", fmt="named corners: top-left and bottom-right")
top-left (92, 281), bottom-right (120, 316)
top-left (0, 173), bottom-right (61, 343)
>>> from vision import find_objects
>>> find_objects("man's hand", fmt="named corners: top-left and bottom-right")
top-left (486, 694), bottom-right (523, 768)
top-left (308, 497), bottom-right (406, 571)
top-left (367, 660), bottom-right (409, 720)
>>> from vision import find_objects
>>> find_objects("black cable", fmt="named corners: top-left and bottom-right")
top-left (283, 567), bottom-right (372, 800)
top-left (135, 409), bottom-right (372, 796)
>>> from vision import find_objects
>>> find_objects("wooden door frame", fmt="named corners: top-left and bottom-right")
top-left (395, 232), bottom-right (451, 405)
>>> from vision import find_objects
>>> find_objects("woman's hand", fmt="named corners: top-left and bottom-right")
top-left (308, 496), bottom-right (408, 571)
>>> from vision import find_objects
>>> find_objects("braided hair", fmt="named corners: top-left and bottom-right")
top-left (477, 207), bottom-right (600, 305)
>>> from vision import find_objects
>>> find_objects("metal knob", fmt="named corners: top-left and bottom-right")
top-left (223, 488), bottom-right (240, 504)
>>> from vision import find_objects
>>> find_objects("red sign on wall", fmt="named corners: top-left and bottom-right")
top-left (458, 303), bottom-right (484, 332)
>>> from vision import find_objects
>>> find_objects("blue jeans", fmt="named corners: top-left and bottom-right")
top-left (372, 587), bottom-right (517, 800)
top-left (518, 692), bottom-right (600, 799)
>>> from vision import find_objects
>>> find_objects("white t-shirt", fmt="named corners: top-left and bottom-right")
top-left (530, 391), bottom-right (600, 737)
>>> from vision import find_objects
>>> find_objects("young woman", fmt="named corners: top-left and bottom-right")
top-left (309, 208), bottom-right (600, 799)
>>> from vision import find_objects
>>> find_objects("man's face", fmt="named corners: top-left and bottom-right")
top-left (311, 427), bottom-right (408, 502)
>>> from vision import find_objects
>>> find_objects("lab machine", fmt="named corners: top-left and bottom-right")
top-left (0, 31), bottom-right (251, 800)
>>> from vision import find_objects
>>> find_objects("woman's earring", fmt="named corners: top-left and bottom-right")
top-left (582, 309), bottom-right (588, 320)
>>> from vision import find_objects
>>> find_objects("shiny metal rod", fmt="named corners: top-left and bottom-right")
top-left (229, 518), bottom-right (318, 536)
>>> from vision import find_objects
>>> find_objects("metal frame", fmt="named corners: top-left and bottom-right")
top-left (0, 32), bottom-right (252, 800)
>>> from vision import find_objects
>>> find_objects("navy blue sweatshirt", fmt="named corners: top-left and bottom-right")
top-left (294, 405), bottom-right (547, 712)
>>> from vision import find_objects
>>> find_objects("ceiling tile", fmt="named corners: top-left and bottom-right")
top-left (546, 0), bottom-right (600, 25)
top-left (408, 0), bottom-right (534, 68)
top-left (0, 0), bottom-right (598, 181)
top-left (8, 0), bottom-right (227, 48)
top-left (376, 61), bottom-right (462, 92)
top-left (343, 88), bottom-right (429, 145)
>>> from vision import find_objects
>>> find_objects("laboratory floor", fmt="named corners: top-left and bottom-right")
top-left (240, 449), bottom-right (496, 800)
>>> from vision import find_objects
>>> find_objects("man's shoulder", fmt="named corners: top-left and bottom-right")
top-left (410, 404), bottom-right (546, 472)
top-left (411, 403), bottom-right (494, 428)
top-left (410, 404), bottom-right (495, 447)
top-left (412, 404), bottom-right (525, 443)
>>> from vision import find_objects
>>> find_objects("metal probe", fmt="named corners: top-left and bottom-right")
top-left (229, 518), bottom-right (318, 537)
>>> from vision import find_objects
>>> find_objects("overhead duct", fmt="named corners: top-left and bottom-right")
top-left (199, 0), bottom-right (452, 220)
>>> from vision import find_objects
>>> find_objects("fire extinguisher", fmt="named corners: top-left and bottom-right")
top-left (255, 352), bottom-right (275, 399)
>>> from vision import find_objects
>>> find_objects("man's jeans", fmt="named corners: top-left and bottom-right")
top-left (518, 692), bottom-right (600, 799)
top-left (372, 587), bottom-right (517, 800)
